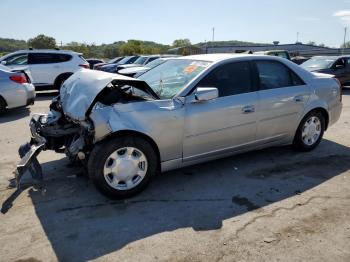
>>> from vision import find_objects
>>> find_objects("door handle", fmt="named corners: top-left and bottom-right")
top-left (242, 105), bottom-right (255, 114)
top-left (293, 95), bottom-right (303, 102)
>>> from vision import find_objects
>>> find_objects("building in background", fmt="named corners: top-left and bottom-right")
top-left (168, 42), bottom-right (350, 57)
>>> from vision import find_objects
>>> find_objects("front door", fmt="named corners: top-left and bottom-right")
top-left (183, 61), bottom-right (258, 161)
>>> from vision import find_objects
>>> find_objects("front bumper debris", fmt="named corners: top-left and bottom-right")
top-left (15, 141), bottom-right (45, 188)
top-left (14, 115), bottom-right (47, 189)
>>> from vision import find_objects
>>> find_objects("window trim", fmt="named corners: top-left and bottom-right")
top-left (252, 59), bottom-right (305, 91)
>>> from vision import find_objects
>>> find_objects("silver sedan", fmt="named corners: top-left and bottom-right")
top-left (16, 54), bottom-right (342, 199)
top-left (0, 64), bottom-right (35, 114)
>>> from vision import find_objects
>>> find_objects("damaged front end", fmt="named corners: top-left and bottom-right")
top-left (15, 96), bottom-right (94, 188)
top-left (14, 70), bottom-right (157, 189)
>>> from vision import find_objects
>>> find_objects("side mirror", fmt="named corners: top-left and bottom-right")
top-left (1, 61), bottom-right (7, 65)
top-left (335, 64), bottom-right (345, 69)
top-left (194, 87), bottom-right (218, 102)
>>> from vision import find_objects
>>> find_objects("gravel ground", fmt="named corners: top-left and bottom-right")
top-left (0, 90), bottom-right (350, 262)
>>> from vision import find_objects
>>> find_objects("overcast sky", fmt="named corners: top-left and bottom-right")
top-left (1, 0), bottom-right (350, 47)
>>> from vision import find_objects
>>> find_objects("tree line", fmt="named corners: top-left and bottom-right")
top-left (0, 35), bottom-right (189, 58)
top-left (0, 34), bottom-right (332, 58)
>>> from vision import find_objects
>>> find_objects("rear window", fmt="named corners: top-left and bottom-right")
top-left (79, 55), bottom-right (87, 62)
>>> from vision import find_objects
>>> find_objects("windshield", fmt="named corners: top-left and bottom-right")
top-left (108, 57), bottom-right (121, 63)
top-left (138, 59), bottom-right (211, 99)
top-left (145, 58), bottom-right (166, 69)
top-left (118, 56), bottom-right (133, 64)
top-left (133, 56), bottom-right (148, 65)
top-left (301, 57), bottom-right (336, 69)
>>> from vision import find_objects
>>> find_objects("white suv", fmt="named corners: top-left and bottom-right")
top-left (0, 49), bottom-right (89, 89)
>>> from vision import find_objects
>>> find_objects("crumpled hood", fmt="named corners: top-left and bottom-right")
top-left (60, 69), bottom-right (156, 121)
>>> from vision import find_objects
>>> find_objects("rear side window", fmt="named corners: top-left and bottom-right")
top-left (28, 53), bottom-right (72, 64)
top-left (56, 54), bottom-right (72, 62)
top-left (255, 60), bottom-right (304, 90)
top-left (197, 61), bottom-right (253, 97)
top-left (4, 54), bottom-right (28, 65)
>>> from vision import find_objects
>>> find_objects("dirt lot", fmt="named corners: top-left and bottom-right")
top-left (1, 90), bottom-right (350, 262)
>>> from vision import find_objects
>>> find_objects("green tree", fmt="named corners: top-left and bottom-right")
top-left (27, 34), bottom-right (56, 49)
top-left (172, 39), bottom-right (191, 47)
top-left (63, 42), bottom-right (89, 56)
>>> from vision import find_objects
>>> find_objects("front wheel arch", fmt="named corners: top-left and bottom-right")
top-left (100, 130), bottom-right (161, 171)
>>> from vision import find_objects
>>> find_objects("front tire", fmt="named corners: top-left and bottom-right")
top-left (293, 111), bottom-right (325, 151)
top-left (88, 136), bottom-right (158, 199)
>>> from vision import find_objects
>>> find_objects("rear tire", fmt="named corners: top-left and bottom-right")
top-left (293, 110), bottom-right (325, 152)
top-left (88, 136), bottom-right (158, 199)
top-left (54, 73), bottom-right (73, 90)
top-left (0, 97), bottom-right (7, 115)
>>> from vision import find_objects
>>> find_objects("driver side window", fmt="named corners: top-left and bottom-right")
top-left (197, 61), bottom-right (253, 97)
top-left (334, 58), bottom-right (346, 69)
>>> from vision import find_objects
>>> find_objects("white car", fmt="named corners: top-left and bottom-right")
top-left (0, 64), bottom-right (35, 114)
top-left (0, 49), bottom-right (89, 89)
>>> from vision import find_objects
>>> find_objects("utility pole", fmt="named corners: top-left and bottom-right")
top-left (296, 32), bottom-right (299, 43)
top-left (343, 27), bottom-right (347, 54)
top-left (212, 27), bottom-right (215, 42)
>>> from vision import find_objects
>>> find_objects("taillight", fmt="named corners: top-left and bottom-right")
top-left (334, 78), bottom-right (342, 102)
top-left (10, 74), bottom-right (28, 84)
top-left (79, 64), bottom-right (89, 69)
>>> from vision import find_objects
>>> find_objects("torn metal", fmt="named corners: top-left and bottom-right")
top-left (14, 70), bottom-right (161, 189)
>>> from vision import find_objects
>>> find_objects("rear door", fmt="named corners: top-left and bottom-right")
top-left (28, 53), bottom-right (60, 85)
top-left (183, 61), bottom-right (258, 161)
top-left (254, 60), bottom-right (310, 143)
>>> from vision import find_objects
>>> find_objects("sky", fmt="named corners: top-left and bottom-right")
top-left (1, 0), bottom-right (350, 47)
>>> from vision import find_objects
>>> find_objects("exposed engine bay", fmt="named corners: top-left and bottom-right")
top-left (15, 70), bottom-right (159, 188)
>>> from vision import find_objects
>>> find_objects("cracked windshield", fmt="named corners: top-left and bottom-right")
top-left (138, 59), bottom-right (211, 99)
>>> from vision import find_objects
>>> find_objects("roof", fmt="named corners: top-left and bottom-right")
top-left (175, 53), bottom-right (255, 62)
top-left (10, 49), bottom-right (82, 55)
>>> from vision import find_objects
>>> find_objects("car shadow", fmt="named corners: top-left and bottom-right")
top-left (7, 139), bottom-right (350, 261)
top-left (35, 91), bottom-right (59, 101)
top-left (0, 107), bottom-right (30, 124)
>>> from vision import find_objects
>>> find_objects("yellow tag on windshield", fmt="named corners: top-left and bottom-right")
top-left (183, 65), bottom-right (198, 74)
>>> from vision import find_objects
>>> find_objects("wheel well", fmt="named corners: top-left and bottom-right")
top-left (103, 130), bottom-right (161, 170)
top-left (309, 107), bottom-right (329, 130)
top-left (54, 73), bottom-right (73, 88)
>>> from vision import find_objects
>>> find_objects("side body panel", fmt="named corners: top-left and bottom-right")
top-left (183, 92), bottom-right (258, 161)
top-left (256, 85), bottom-right (311, 143)
top-left (90, 99), bottom-right (185, 162)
